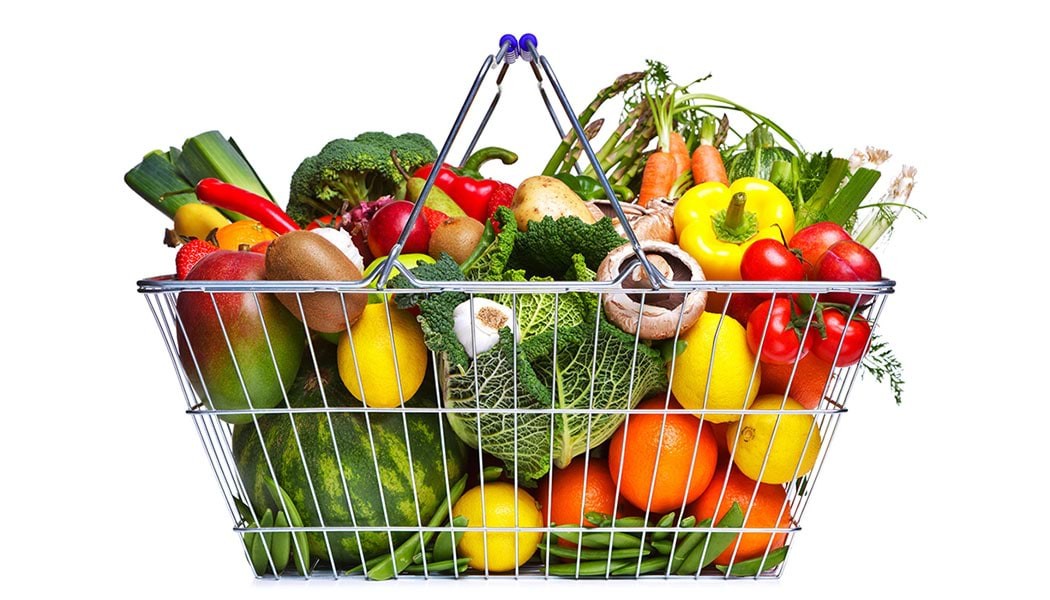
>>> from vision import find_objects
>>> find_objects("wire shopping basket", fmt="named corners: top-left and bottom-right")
top-left (137, 35), bottom-right (896, 580)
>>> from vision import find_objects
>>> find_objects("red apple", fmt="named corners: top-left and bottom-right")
top-left (788, 222), bottom-right (851, 277)
top-left (815, 240), bottom-right (882, 305)
top-left (367, 200), bottom-right (430, 258)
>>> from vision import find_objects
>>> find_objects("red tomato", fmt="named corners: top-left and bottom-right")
top-left (810, 308), bottom-right (872, 367)
top-left (746, 298), bottom-right (813, 365)
top-left (740, 239), bottom-right (805, 286)
top-left (726, 292), bottom-right (764, 327)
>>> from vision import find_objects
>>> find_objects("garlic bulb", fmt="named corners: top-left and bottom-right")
top-left (452, 298), bottom-right (519, 358)
top-left (310, 227), bottom-right (364, 272)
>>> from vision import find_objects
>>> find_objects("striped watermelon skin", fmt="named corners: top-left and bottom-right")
top-left (232, 357), bottom-right (467, 568)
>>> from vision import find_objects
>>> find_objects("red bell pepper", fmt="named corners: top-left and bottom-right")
top-left (412, 163), bottom-right (459, 193)
top-left (411, 147), bottom-right (518, 223)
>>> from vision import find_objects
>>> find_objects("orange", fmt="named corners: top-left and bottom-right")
top-left (214, 220), bottom-right (278, 251)
top-left (711, 421), bottom-right (732, 456)
top-left (759, 353), bottom-right (835, 409)
top-left (686, 465), bottom-right (792, 566)
top-left (608, 397), bottom-right (719, 513)
top-left (537, 457), bottom-right (620, 528)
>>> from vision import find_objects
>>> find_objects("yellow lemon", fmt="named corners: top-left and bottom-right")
top-left (336, 303), bottom-right (427, 408)
top-left (671, 312), bottom-right (760, 423)
top-left (728, 395), bottom-right (822, 484)
top-left (452, 482), bottom-right (543, 573)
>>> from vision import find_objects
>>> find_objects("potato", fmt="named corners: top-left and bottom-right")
top-left (511, 176), bottom-right (597, 231)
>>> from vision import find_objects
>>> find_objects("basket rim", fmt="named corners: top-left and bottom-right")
top-left (137, 274), bottom-right (896, 295)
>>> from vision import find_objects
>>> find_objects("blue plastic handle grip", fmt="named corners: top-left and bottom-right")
top-left (499, 34), bottom-right (518, 63)
top-left (519, 33), bottom-right (537, 61)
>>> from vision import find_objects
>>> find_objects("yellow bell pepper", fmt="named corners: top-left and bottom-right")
top-left (674, 178), bottom-right (795, 281)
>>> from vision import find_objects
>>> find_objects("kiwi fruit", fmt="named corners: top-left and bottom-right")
top-left (428, 216), bottom-right (485, 264)
top-left (265, 230), bottom-right (366, 333)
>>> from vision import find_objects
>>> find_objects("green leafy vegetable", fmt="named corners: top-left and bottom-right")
top-left (462, 207), bottom-right (517, 280)
top-left (795, 150), bottom-right (834, 205)
top-left (522, 318), bottom-right (667, 471)
top-left (509, 214), bottom-right (625, 277)
top-left (444, 328), bottom-right (555, 480)
top-left (861, 334), bottom-right (905, 405)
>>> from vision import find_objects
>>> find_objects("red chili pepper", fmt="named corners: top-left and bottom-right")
top-left (194, 178), bottom-right (300, 234)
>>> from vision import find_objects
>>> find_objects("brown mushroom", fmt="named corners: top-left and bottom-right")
top-left (587, 199), bottom-right (675, 243)
top-left (596, 241), bottom-right (707, 340)
top-left (628, 198), bottom-right (675, 243)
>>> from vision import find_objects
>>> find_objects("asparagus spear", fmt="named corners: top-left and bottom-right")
top-left (542, 72), bottom-right (645, 176)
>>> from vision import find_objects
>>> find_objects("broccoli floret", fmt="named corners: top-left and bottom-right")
top-left (287, 132), bottom-right (438, 226)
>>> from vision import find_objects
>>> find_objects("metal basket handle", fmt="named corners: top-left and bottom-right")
top-left (377, 35), bottom-right (664, 290)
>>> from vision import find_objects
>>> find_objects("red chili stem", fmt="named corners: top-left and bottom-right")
top-left (194, 178), bottom-right (299, 234)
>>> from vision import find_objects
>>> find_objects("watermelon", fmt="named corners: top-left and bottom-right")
top-left (233, 354), bottom-right (468, 569)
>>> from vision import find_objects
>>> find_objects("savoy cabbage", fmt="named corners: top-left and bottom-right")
top-left (395, 220), bottom-right (667, 482)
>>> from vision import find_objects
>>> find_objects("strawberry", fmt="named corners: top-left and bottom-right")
top-left (421, 206), bottom-right (450, 236)
top-left (486, 183), bottom-right (516, 222)
top-left (176, 239), bottom-right (219, 280)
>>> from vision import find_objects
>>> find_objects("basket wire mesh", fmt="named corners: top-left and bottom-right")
top-left (137, 38), bottom-right (896, 580)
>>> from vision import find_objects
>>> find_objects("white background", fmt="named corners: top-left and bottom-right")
top-left (2, 1), bottom-right (1045, 598)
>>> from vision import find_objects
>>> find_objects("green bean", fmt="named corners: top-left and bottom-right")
top-left (233, 497), bottom-right (255, 526)
top-left (585, 531), bottom-right (648, 549)
top-left (249, 509), bottom-right (274, 576)
top-left (403, 557), bottom-right (472, 575)
top-left (367, 474), bottom-right (469, 581)
top-left (433, 516), bottom-right (468, 563)
top-left (716, 546), bottom-right (790, 577)
top-left (679, 515), bottom-right (697, 528)
top-left (608, 516), bottom-right (648, 528)
top-left (410, 551), bottom-right (434, 565)
top-left (344, 554), bottom-right (386, 576)
top-left (482, 466), bottom-right (503, 482)
top-left (270, 511), bottom-right (291, 574)
top-left (611, 555), bottom-right (671, 576)
top-left (547, 559), bottom-right (633, 577)
top-left (540, 541), bottom-right (649, 561)
top-left (547, 527), bottom-right (590, 547)
top-left (650, 540), bottom-right (673, 555)
top-left (264, 477), bottom-right (310, 575)
top-left (678, 503), bottom-right (744, 575)
top-left (585, 512), bottom-right (612, 527)
top-left (650, 512), bottom-right (677, 541)
top-left (668, 528), bottom-right (709, 573)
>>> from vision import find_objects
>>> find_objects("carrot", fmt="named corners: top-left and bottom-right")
top-left (669, 131), bottom-right (691, 177)
top-left (639, 151), bottom-right (678, 207)
top-left (691, 116), bottom-right (728, 185)
top-left (639, 77), bottom-right (690, 206)
top-left (691, 145), bottom-right (728, 185)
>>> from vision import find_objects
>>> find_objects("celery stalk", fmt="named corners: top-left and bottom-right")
top-left (823, 168), bottom-right (881, 226)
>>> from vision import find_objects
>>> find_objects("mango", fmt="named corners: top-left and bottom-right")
top-left (176, 250), bottom-right (305, 423)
